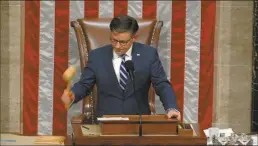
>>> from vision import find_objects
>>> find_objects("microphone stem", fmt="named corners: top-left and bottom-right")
top-left (132, 74), bottom-right (142, 137)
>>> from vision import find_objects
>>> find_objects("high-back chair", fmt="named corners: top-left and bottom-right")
top-left (71, 18), bottom-right (163, 124)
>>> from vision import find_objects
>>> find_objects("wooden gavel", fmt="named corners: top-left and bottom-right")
top-left (62, 66), bottom-right (76, 109)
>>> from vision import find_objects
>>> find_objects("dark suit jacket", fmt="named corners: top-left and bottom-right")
top-left (71, 42), bottom-right (178, 117)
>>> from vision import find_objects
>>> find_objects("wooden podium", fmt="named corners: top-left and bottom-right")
top-left (68, 115), bottom-right (207, 145)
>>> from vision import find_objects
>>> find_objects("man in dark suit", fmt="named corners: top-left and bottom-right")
top-left (62, 15), bottom-right (181, 120)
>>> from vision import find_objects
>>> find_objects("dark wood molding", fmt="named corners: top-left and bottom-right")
top-left (252, 0), bottom-right (258, 133)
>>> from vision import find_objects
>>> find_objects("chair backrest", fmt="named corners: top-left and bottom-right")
top-left (71, 18), bottom-right (163, 123)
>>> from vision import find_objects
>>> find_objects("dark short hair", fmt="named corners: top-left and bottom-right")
top-left (109, 15), bottom-right (139, 36)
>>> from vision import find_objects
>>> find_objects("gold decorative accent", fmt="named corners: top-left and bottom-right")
top-left (150, 20), bottom-right (159, 47)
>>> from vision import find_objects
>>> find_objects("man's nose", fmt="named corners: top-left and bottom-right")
top-left (114, 42), bottom-right (121, 48)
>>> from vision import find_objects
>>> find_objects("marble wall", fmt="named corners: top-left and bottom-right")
top-left (213, 1), bottom-right (253, 133)
top-left (0, 1), bottom-right (254, 133)
top-left (0, 1), bottom-right (22, 133)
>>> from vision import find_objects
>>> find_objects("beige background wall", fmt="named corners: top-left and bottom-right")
top-left (0, 1), bottom-right (22, 133)
top-left (213, 1), bottom-right (253, 133)
top-left (0, 1), bottom-right (254, 133)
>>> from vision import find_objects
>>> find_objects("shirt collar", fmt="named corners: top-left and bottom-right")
top-left (113, 44), bottom-right (133, 59)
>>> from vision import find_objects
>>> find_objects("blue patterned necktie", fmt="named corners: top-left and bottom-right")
top-left (119, 54), bottom-right (128, 91)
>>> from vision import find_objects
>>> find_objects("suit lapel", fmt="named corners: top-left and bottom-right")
top-left (104, 46), bottom-right (124, 95)
top-left (125, 43), bottom-right (141, 97)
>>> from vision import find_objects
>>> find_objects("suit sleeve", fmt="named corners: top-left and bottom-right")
top-left (71, 51), bottom-right (96, 103)
top-left (150, 49), bottom-right (178, 111)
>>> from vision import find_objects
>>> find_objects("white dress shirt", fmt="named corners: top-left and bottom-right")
top-left (112, 45), bottom-right (132, 82)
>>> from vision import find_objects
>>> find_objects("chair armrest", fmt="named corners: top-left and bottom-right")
top-left (71, 20), bottom-right (88, 71)
top-left (71, 114), bottom-right (86, 124)
top-left (71, 113), bottom-right (94, 124)
top-left (149, 102), bottom-right (156, 114)
top-left (148, 84), bottom-right (156, 114)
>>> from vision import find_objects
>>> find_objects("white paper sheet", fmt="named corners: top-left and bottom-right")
top-left (97, 117), bottom-right (129, 121)
top-left (204, 128), bottom-right (234, 137)
top-left (252, 135), bottom-right (258, 145)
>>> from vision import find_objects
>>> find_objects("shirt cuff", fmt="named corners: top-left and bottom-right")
top-left (166, 108), bottom-right (180, 114)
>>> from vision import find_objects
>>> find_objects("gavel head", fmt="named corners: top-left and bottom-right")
top-left (63, 66), bottom-right (76, 82)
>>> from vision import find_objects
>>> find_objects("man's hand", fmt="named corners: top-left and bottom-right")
top-left (166, 109), bottom-right (181, 121)
top-left (61, 90), bottom-right (74, 108)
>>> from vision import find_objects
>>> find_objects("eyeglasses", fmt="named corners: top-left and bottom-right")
top-left (110, 37), bottom-right (132, 46)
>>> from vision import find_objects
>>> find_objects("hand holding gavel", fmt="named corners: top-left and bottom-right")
top-left (62, 66), bottom-right (76, 109)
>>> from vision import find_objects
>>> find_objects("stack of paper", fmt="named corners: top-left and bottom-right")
top-left (204, 128), bottom-right (234, 137)
top-left (252, 135), bottom-right (258, 145)
top-left (97, 117), bottom-right (129, 121)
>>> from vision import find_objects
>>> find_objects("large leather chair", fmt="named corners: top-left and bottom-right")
top-left (71, 18), bottom-right (163, 124)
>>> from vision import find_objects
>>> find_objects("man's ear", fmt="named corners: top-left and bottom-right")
top-left (133, 33), bottom-right (139, 41)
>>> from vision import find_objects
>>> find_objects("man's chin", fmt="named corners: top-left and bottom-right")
top-left (116, 51), bottom-right (125, 56)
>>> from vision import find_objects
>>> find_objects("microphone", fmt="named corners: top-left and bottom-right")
top-left (125, 60), bottom-right (142, 137)
top-left (125, 60), bottom-right (134, 81)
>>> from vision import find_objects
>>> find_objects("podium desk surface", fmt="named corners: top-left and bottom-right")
top-left (69, 123), bottom-right (207, 145)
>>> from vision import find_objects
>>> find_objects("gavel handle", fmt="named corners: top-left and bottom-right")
top-left (65, 81), bottom-right (72, 109)
top-left (65, 103), bottom-right (70, 109)
top-left (66, 81), bottom-right (70, 92)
